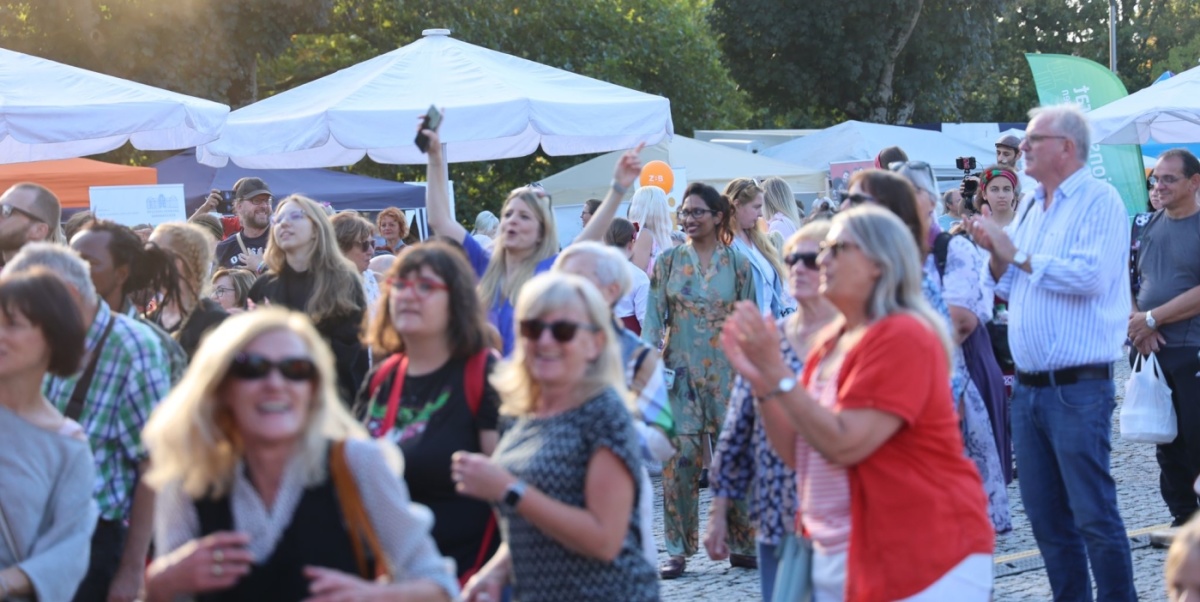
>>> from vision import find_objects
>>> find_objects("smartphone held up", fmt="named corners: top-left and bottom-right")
top-left (415, 105), bottom-right (443, 153)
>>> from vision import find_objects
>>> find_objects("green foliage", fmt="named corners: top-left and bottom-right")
top-left (258, 0), bottom-right (752, 225)
top-left (708, 0), bottom-right (1013, 126)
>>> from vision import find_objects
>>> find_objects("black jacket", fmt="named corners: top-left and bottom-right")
top-left (248, 264), bottom-right (368, 404)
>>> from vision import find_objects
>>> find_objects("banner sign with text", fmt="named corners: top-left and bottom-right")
top-left (1026, 53), bottom-right (1148, 216)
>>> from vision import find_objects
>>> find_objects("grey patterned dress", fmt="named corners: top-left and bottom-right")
top-left (492, 388), bottom-right (660, 602)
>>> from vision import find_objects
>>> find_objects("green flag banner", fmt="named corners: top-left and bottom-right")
top-left (1026, 53), bottom-right (1148, 216)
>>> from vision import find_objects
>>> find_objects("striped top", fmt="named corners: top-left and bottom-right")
top-left (992, 167), bottom-right (1131, 372)
top-left (794, 372), bottom-right (851, 554)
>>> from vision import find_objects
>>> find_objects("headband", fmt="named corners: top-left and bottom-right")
top-left (981, 168), bottom-right (1019, 190)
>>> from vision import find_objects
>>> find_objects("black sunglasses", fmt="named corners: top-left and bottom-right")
top-left (519, 319), bottom-right (598, 343)
top-left (358, 239), bottom-right (375, 252)
top-left (228, 353), bottom-right (317, 381)
top-left (0, 203), bottom-right (44, 223)
top-left (784, 251), bottom-right (819, 270)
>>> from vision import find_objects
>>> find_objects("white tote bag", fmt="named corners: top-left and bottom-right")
top-left (1120, 352), bottom-right (1177, 444)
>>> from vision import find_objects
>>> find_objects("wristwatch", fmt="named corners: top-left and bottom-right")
top-left (1146, 310), bottom-right (1158, 330)
top-left (501, 480), bottom-right (527, 509)
top-left (1012, 250), bottom-right (1029, 269)
top-left (761, 376), bottom-right (797, 402)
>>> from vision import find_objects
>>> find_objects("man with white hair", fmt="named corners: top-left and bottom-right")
top-left (553, 242), bottom-right (676, 564)
top-left (2, 243), bottom-right (172, 602)
top-left (0, 183), bottom-right (64, 266)
top-left (967, 104), bottom-right (1136, 601)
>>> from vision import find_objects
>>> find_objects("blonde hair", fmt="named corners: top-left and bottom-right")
top-left (491, 273), bottom-right (630, 417)
top-left (264, 195), bottom-right (364, 322)
top-left (762, 177), bottom-right (802, 229)
top-left (784, 220), bottom-right (831, 254)
top-left (725, 178), bottom-right (787, 283)
top-left (1168, 516), bottom-right (1200, 600)
top-left (142, 309), bottom-right (393, 498)
top-left (152, 222), bottom-right (214, 303)
top-left (833, 206), bottom-right (953, 367)
top-left (627, 186), bottom-right (674, 253)
top-left (478, 188), bottom-right (559, 306)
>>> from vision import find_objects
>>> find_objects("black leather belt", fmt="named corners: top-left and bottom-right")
top-left (1016, 363), bottom-right (1112, 388)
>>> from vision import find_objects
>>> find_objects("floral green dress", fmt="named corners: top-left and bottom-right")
top-left (642, 242), bottom-right (757, 558)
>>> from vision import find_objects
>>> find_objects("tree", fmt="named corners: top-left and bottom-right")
top-left (0, 0), bottom-right (334, 107)
top-left (257, 0), bottom-right (752, 225)
top-left (708, 0), bottom-right (1012, 126)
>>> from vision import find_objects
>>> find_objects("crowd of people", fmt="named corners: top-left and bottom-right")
top-left (0, 102), bottom-right (1198, 602)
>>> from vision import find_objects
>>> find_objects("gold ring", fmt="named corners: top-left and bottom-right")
top-left (212, 563), bottom-right (224, 576)
top-left (213, 549), bottom-right (224, 563)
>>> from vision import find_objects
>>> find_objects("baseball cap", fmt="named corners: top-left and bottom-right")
top-left (995, 134), bottom-right (1022, 150)
top-left (233, 177), bottom-right (272, 200)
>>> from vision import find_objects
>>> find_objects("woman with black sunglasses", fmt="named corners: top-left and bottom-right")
top-left (454, 273), bottom-right (659, 602)
top-left (330, 212), bottom-right (383, 321)
top-left (643, 182), bottom-right (757, 579)
top-left (705, 221), bottom-right (838, 601)
top-left (143, 309), bottom-right (457, 602)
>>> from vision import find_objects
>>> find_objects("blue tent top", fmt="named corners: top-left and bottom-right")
top-left (153, 148), bottom-right (427, 214)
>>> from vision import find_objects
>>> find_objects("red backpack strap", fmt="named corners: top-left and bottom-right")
top-left (370, 354), bottom-right (408, 438)
top-left (463, 349), bottom-right (494, 417)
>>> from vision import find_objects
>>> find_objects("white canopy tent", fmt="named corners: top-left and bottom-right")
top-left (0, 48), bottom-right (229, 164)
top-left (1088, 65), bottom-right (1200, 144)
top-left (200, 29), bottom-right (673, 169)
top-left (762, 120), bottom-right (996, 180)
top-left (537, 135), bottom-right (827, 204)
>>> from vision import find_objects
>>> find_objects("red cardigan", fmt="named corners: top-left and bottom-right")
top-left (802, 313), bottom-right (993, 602)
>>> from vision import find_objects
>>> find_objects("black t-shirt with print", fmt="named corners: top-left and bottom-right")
top-left (215, 230), bottom-right (270, 270)
top-left (355, 354), bottom-right (500, 577)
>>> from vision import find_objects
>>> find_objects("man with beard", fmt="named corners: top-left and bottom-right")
top-left (0, 183), bottom-right (63, 266)
top-left (212, 177), bottom-right (273, 271)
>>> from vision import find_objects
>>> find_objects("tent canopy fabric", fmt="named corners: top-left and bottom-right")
top-left (537, 136), bottom-right (827, 204)
top-left (0, 48), bottom-right (228, 164)
top-left (0, 158), bottom-right (157, 209)
top-left (763, 120), bottom-right (996, 176)
top-left (199, 29), bottom-right (672, 169)
top-left (1089, 65), bottom-right (1200, 144)
top-left (153, 149), bottom-right (427, 214)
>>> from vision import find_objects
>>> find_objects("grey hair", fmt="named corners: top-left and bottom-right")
top-left (831, 206), bottom-right (953, 367)
top-left (473, 210), bottom-right (499, 237)
top-left (1, 242), bottom-right (98, 305)
top-left (892, 162), bottom-right (939, 204)
top-left (1029, 104), bottom-right (1091, 163)
top-left (553, 241), bottom-right (633, 301)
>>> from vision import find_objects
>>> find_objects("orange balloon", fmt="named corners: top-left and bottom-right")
top-left (639, 160), bottom-right (674, 193)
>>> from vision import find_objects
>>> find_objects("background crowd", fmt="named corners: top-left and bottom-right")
top-left (1, 102), bottom-right (1199, 602)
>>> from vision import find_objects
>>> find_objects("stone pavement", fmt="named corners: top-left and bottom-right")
top-left (651, 360), bottom-right (1176, 601)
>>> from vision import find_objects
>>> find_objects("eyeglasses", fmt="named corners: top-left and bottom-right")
top-left (240, 195), bottom-right (273, 206)
top-left (1025, 134), bottom-right (1068, 145)
top-left (358, 239), bottom-right (375, 252)
top-left (677, 208), bottom-right (717, 219)
top-left (784, 251), bottom-right (819, 270)
top-left (211, 286), bottom-right (235, 297)
top-left (271, 209), bottom-right (308, 226)
top-left (387, 276), bottom-right (448, 297)
top-left (818, 240), bottom-right (861, 259)
top-left (1149, 174), bottom-right (1183, 187)
top-left (842, 193), bottom-right (876, 206)
top-left (519, 319), bottom-right (598, 343)
top-left (0, 204), bottom-right (44, 223)
top-left (227, 353), bottom-right (317, 381)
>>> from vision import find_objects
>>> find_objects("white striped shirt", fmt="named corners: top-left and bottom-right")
top-left (992, 166), bottom-right (1131, 372)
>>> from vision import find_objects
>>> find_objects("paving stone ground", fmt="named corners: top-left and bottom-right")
top-left (651, 360), bottom-right (1175, 601)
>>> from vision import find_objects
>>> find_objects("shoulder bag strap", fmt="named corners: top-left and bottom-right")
top-left (371, 354), bottom-right (407, 438)
top-left (0, 498), bottom-right (20, 563)
top-left (65, 316), bottom-right (117, 422)
top-left (329, 441), bottom-right (389, 580)
top-left (235, 231), bottom-right (249, 256)
top-left (463, 349), bottom-right (495, 417)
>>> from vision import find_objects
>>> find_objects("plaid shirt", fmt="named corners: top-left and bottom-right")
top-left (43, 300), bottom-right (171, 521)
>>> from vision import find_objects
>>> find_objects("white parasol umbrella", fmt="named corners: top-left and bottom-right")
top-left (0, 48), bottom-right (229, 164)
top-left (199, 29), bottom-right (673, 168)
top-left (1089, 65), bottom-right (1200, 144)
